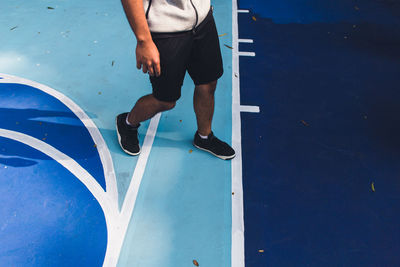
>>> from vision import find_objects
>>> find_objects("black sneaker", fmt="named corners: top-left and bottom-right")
top-left (193, 131), bottom-right (236, 160)
top-left (116, 112), bottom-right (141, 156)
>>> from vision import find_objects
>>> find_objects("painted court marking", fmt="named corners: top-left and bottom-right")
top-left (110, 112), bottom-right (161, 266)
top-left (240, 105), bottom-right (260, 113)
top-left (232, 0), bottom-right (245, 266)
top-left (237, 9), bottom-right (250, 13)
top-left (238, 39), bottom-right (254, 43)
top-left (238, 51), bottom-right (256, 57)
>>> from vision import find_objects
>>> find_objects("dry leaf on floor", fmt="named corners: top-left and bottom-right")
top-left (193, 260), bottom-right (199, 266)
top-left (252, 16), bottom-right (257, 21)
top-left (371, 182), bottom-right (375, 192)
top-left (219, 33), bottom-right (227, 37)
top-left (224, 44), bottom-right (233, 49)
top-left (300, 120), bottom-right (310, 127)
top-left (189, 149), bottom-right (193, 154)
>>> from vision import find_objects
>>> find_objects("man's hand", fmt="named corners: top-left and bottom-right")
top-left (136, 40), bottom-right (161, 77)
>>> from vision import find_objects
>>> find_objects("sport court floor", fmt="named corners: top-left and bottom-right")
top-left (1, 0), bottom-right (400, 266)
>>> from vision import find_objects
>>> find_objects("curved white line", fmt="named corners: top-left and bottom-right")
top-left (0, 129), bottom-right (112, 211)
top-left (0, 74), bottom-right (119, 209)
top-left (0, 128), bottom-right (121, 265)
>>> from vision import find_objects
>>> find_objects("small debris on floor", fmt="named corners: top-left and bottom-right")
top-left (219, 33), bottom-right (227, 37)
top-left (224, 44), bottom-right (233, 49)
top-left (10, 26), bottom-right (18, 31)
top-left (300, 120), bottom-right (310, 127)
top-left (47, 6), bottom-right (55, 10)
top-left (371, 182), bottom-right (375, 192)
top-left (189, 149), bottom-right (193, 154)
top-left (258, 249), bottom-right (264, 253)
top-left (193, 260), bottom-right (199, 266)
top-left (112, 60), bottom-right (115, 66)
top-left (252, 16), bottom-right (257, 21)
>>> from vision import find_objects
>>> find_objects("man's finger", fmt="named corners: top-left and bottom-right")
top-left (136, 60), bottom-right (141, 70)
top-left (142, 65), bottom-right (148, 74)
top-left (147, 65), bottom-right (155, 76)
top-left (154, 62), bottom-right (161, 77)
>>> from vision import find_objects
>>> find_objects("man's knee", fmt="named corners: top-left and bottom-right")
top-left (196, 80), bottom-right (217, 94)
top-left (158, 99), bottom-right (176, 111)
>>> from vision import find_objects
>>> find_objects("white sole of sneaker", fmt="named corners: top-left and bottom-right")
top-left (193, 143), bottom-right (236, 160)
top-left (116, 117), bottom-right (141, 156)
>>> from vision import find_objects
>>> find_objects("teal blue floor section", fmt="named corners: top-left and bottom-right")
top-left (1, 0), bottom-right (234, 266)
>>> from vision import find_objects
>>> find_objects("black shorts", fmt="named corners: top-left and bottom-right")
top-left (150, 8), bottom-right (224, 102)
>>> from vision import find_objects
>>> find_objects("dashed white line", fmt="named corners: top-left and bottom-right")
top-left (240, 105), bottom-right (260, 113)
top-left (238, 51), bottom-right (256, 57)
top-left (237, 9), bottom-right (249, 13)
top-left (238, 39), bottom-right (253, 43)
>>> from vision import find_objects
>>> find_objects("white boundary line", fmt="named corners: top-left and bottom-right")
top-left (240, 105), bottom-right (260, 113)
top-left (237, 9), bottom-right (249, 13)
top-left (238, 39), bottom-right (253, 43)
top-left (238, 51), bottom-right (256, 57)
top-left (232, 0), bottom-right (245, 266)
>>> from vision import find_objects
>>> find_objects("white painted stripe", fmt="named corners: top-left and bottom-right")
top-left (232, 0), bottom-right (245, 267)
top-left (238, 39), bottom-right (253, 43)
top-left (240, 105), bottom-right (260, 113)
top-left (105, 112), bottom-right (162, 267)
top-left (237, 9), bottom-right (249, 13)
top-left (238, 51), bottom-right (256, 57)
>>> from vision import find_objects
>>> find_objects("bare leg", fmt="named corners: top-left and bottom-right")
top-left (193, 80), bottom-right (217, 136)
top-left (127, 94), bottom-right (176, 126)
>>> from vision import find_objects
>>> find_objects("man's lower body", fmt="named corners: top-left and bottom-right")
top-left (116, 8), bottom-right (235, 160)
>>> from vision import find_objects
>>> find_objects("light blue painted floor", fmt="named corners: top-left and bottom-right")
top-left (1, 0), bottom-right (234, 266)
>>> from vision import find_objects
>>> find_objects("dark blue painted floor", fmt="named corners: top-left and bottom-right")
top-left (238, 0), bottom-right (400, 266)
